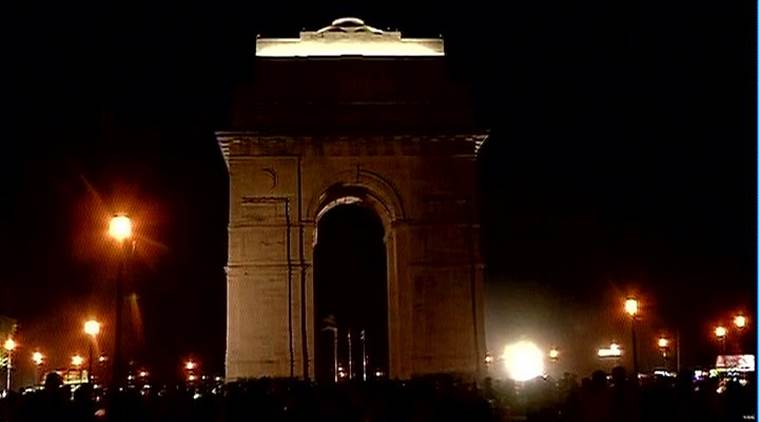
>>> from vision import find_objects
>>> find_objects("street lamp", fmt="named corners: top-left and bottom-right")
top-left (734, 314), bottom-right (747, 330)
top-left (72, 354), bottom-right (84, 368)
top-left (31, 351), bottom-right (43, 366)
top-left (109, 214), bottom-right (133, 388)
top-left (548, 347), bottom-right (560, 361)
top-left (109, 215), bottom-right (132, 242)
top-left (733, 314), bottom-right (748, 354)
top-left (4, 338), bottom-right (16, 392)
top-left (624, 297), bottom-right (639, 377)
top-left (32, 352), bottom-right (44, 385)
top-left (84, 319), bottom-right (101, 383)
top-left (657, 336), bottom-right (670, 368)
top-left (184, 360), bottom-right (198, 383)
top-left (715, 325), bottom-right (727, 353)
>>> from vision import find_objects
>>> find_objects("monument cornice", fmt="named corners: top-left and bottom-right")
top-left (217, 132), bottom-right (488, 163)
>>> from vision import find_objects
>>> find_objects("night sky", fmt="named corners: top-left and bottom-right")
top-left (2, 2), bottom-right (755, 383)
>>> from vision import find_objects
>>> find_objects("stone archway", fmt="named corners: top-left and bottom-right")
top-left (312, 199), bottom-right (388, 382)
top-left (304, 174), bottom-right (406, 380)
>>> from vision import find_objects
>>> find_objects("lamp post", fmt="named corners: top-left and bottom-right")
top-left (733, 314), bottom-right (747, 354)
top-left (657, 336), bottom-right (670, 368)
top-left (548, 347), bottom-right (560, 362)
top-left (109, 214), bottom-right (132, 387)
top-left (734, 314), bottom-right (747, 330)
top-left (361, 330), bottom-right (367, 382)
top-left (72, 354), bottom-right (84, 368)
top-left (184, 360), bottom-right (198, 383)
top-left (3, 338), bottom-right (16, 392)
top-left (72, 354), bottom-right (85, 382)
top-left (32, 352), bottom-right (44, 385)
top-left (624, 297), bottom-right (639, 377)
top-left (84, 320), bottom-right (101, 383)
top-left (714, 326), bottom-right (727, 354)
top-left (347, 330), bottom-right (353, 380)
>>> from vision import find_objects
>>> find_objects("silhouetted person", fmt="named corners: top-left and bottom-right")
top-left (609, 366), bottom-right (640, 422)
top-left (19, 372), bottom-right (69, 422)
top-left (578, 370), bottom-right (610, 422)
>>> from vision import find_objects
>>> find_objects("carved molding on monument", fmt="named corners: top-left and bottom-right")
top-left (217, 133), bottom-right (488, 162)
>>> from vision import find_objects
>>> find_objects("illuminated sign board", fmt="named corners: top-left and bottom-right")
top-left (715, 354), bottom-right (755, 372)
top-left (598, 344), bottom-right (622, 358)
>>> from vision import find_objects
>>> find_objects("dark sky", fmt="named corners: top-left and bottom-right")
top-left (2, 2), bottom-right (755, 382)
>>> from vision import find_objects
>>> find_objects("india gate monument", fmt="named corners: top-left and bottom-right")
top-left (217, 18), bottom-right (487, 381)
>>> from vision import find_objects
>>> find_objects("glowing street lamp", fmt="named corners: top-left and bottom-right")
top-left (4, 338), bottom-right (16, 392)
top-left (108, 215), bottom-right (132, 243)
top-left (185, 360), bottom-right (199, 383)
top-left (734, 314), bottom-right (747, 330)
top-left (715, 326), bottom-right (727, 338)
top-left (502, 341), bottom-right (544, 382)
top-left (84, 320), bottom-right (101, 337)
top-left (84, 320), bottom-right (101, 383)
top-left (657, 337), bottom-right (669, 349)
top-left (715, 325), bottom-right (727, 353)
top-left (732, 314), bottom-right (748, 354)
top-left (31, 351), bottom-right (44, 366)
top-left (108, 214), bottom-right (133, 388)
top-left (3, 339), bottom-right (15, 352)
top-left (624, 298), bottom-right (639, 317)
top-left (548, 347), bottom-right (560, 361)
top-left (657, 336), bottom-right (671, 368)
top-left (72, 354), bottom-right (85, 368)
top-left (624, 297), bottom-right (639, 377)
top-left (31, 352), bottom-right (44, 385)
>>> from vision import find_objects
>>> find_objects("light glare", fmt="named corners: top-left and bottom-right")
top-left (548, 348), bottom-right (560, 360)
top-left (502, 341), bottom-right (544, 382)
top-left (624, 298), bottom-right (638, 317)
top-left (71, 355), bottom-right (84, 367)
top-left (734, 315), bottom-right (747, 329)
top-left (3, 338), bottom-right (16, 351)
top-left (108, 215), bottom-right (132, 242)
top-left (715, 326), bottom-right (727, 338)
top-left (84, 320), bottom-right (101, 337)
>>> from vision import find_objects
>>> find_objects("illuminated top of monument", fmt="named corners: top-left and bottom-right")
top-left (256, 17), bottom-right (445, 57)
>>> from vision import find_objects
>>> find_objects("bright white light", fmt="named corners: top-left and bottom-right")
top-left (84, 320), bottom-right (101, 337)
top-left (548, 348), bottom-right (559, 360)
top-left (502, 341), bottom-right (544, 381)
top-left (256, 17), bottom-right (444, 57)
top-left (734, 315), bottom-right (747, 329)
top-left (256, 39), bottom-right (444, 57)
top-left (624, 298), bottom-right (638, 317)
top-left (108, 215), bottom-right (132, 242)
top-left (598, 343), bottom-right (623, 358)
top-left (715, 326), bottom-right (727, 338)
top-left (71, 355), bottom-right (84, 367)
top-left (3, 338), bottom-right (16, 351)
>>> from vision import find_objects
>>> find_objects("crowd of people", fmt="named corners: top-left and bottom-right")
top-left (485, 367), bottom-right (755, 422)
top-left (0, 367), bottom-right (754, 421)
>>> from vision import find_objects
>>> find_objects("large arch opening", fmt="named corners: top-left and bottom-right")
top-left (313, 202), bottom-right (389, 383)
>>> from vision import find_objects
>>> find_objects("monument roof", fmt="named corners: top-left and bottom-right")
top-left (256, 17), bottom-right (444, 58)
top-left (225, 18), bottom-right (482, 134)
